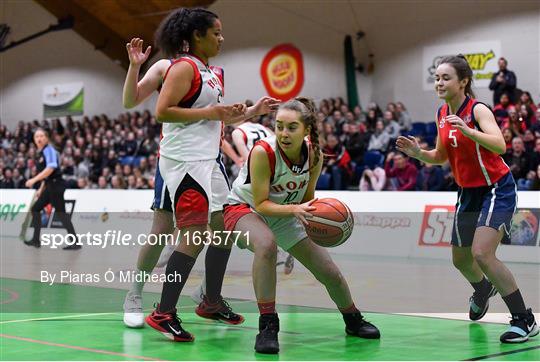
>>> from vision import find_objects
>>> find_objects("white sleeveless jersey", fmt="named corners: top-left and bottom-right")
top-left (229, 135), bottom-right (311, 207)
top-left (159, 54), bottom-right (224, 162)
top-left (236, 122), bottom-right (272, 151)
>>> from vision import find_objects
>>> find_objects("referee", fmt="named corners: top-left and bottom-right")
top-left (24, 128), bottom-right (80, 250)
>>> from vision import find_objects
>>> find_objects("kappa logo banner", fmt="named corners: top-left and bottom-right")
top-left (422, 41), bottom-right (501, 91)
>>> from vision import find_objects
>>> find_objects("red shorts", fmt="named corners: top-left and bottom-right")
top-left (223, 204), bottom-right (253, 231)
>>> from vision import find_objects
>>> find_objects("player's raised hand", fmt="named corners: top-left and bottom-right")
top-left (447, 115), bottom-right (473, 137)
top-left (253, 96), bottom-right (280, 116)
top-left (396, 135), bottom-right (421, 158)
top-left (126, 38), bottom-right (151, 67)
top-left (292, 198), bottom-right (318, 225)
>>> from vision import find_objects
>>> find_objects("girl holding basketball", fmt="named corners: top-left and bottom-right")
top-left (397, 55), bottom-right (537, 344)
top-left (224, 97), bottom-right (380, 354)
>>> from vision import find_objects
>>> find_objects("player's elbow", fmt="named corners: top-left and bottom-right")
top-left (123, 101), bottom-right (135, 109)
top-left (495, 142), bottom-right (506, 155)
top-left (155, 107), bottom-right (168, 123)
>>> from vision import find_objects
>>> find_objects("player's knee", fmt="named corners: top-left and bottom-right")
top-left (471, 246), bottom-right (494, 267)
top-left (316, 261), bottom-right (344, 287)
top-left (254, 238), bottom-right (277, 262)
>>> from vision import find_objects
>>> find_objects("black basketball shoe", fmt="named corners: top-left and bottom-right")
top-left (146, 304), bottom-right (194, 342)
top-left (469, 284), bottom-right (498, 321)
top-left (255, 313), bottom-right (280, 354)
top-left (343, 312), bottom-right (381, 339)
top-left (500, 308), bottom-right (539, 343)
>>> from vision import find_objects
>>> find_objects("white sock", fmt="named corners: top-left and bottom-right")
top-left (130, 270), bottom-right (148, 295)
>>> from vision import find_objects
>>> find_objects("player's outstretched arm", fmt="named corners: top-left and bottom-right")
top-left (123, 38), bottom-right (162, 108)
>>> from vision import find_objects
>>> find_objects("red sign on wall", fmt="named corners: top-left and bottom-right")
top-left (418, 205), bottom-right (455, 247)
top-left (260, 44), bottom-right (304, 101)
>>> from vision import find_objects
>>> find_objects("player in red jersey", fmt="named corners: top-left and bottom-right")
top-left (397, 55), bottom-right (537, 344)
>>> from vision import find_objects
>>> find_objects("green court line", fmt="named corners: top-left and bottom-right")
top-left (1, 278), bottom-right (539, 361)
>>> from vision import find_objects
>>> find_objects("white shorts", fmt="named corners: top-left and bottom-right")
top-left (159, 155), bottom-right (230, 228)
top-left (223, 204), bottom-right (307, 251)
top-left (264, 215), bottom-right (308, 251)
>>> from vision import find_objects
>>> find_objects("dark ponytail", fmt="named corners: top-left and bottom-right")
top-left (279, 97), bottom-right (321, 169)
top-left (154, 7), bottom-right (218, 58)
top-left (438, 54), bottom-right (476, 98)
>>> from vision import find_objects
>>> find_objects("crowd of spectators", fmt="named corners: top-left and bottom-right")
top-left (1, 91), bottom-right (540, 192)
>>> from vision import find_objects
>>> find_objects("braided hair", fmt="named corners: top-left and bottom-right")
top-left (154, 8), bottom-right (218, 58)
top-left (279, 97), bottom-right (321, 169)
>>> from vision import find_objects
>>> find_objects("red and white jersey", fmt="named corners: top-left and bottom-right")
top-left (229, 135), bottom-right (311, 207)
top-left (159, 54), bottom-right (224, 162)
top-left (438, 97), bottom-right (509, 187)
top-left (236, 122), bottom-right (272, 151)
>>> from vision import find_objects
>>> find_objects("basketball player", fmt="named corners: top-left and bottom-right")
top-left (144, 8), bottom-right (279, 342)
top-left (224, 98), bottom-right (380, 354)
top-left (397, 55), bottom-right (538, 343)
top-left (121, 37), bottom-right (243, 328)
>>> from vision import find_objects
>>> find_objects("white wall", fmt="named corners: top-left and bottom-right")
top-left (0, 0), bottom-right (153, 128)
top-left (209, 1), bottom-right (353, 106)
top-left (1, 1), bottom-right (538, 128)
top-left (365, 4), bottom-right (540, 121)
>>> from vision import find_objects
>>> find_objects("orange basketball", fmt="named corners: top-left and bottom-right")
top-left (304, 198), bottom-right (354, 247)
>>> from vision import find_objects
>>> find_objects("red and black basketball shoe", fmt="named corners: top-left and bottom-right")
top-left (145, 304), bottom-right (194, 342)
top-left (195, 296), bottom-right (245, 325)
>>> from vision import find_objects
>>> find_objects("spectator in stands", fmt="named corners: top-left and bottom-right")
top-left (418, 163), bottom-right (445, 191)
top-left (523, 129), bottom-right (536, 153)
top-left (489, 57), bottom-right (517, 105)
top-left (396, 102), bottom-right (413, 132)
top-left (529, 137), bottom-right (540, 170)
top-left (77, 177), bottom-right (90, 189)
top-left (111, 175), bottom-right (125, 189)
top-left (127, 175), bottom-right (137, 189)
top-left (1, 168), bottom-right (15, 188)
top-left (97, 176), bottom-right (109, 189)
top-left (367, 120), bottom-right (390, 152)
top-left (384, 151), bottom-right (417, 191)
top-left (365, 109), bottom-right (380, 131)
top-left (322, 134), bottom-right (352, 190)
top-left (501, 107), bottom-right (526, 135)
top-left (343, 122), bottom-right (370, 167)
top-left (359, 167), bottom-right (386, 191)
top-left (503, 137), bottom-right (532, 182)
top-left (518, 104), bottom-right (536, 129)
top-left (353, 105), bottom-right (366, 124)
top-left (502, 127), bottom-right (516, 151)
top-left (383, 111), bottom-right (400, 140)
top-left (12, 168), bottom-right (26, 188)
top-left (517, 91), bottom-right (537, 114)
top-left (493, 93), bottom-right (514, 125)
top-left (528, 164), bottom-right (540, 190)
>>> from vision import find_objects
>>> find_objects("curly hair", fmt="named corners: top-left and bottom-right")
top-left (154, 8), bottom-right (218, 58)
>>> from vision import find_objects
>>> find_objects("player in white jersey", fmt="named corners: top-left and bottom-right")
top-left (232, 120), bottom-right (295, 274)
top-left (232, 120), bottom-right (273, 160)
top-left (120, 38), bottom-right (242, 328)
top-left (223, 98), bottom-right (380, 354)
top-left (145, 8), bottom-right (279, 342)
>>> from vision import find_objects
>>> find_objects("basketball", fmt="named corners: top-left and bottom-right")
top-left (305, 198), bottom-right (354, 247)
